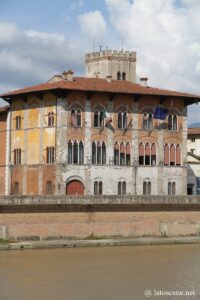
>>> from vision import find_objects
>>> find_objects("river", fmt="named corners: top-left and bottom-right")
top-left (0, 244), bottom-right (200, 300)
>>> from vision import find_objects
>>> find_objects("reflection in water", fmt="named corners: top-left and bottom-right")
top-left (0, 244), bottom-right (200, 300)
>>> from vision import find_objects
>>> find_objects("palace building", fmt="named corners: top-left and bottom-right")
top-left (0, 50), bottom-right (200, 196)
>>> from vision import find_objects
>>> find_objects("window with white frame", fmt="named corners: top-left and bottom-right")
top-left (94, 110), bottom-right (104, 127)
top-left (139, 143), bottom-right (156, 166)
top-left (46, 147), bottom-right (55, 164)
top-left (15, 116), bottom-right (22, 130)
top-left (143, 180), bottom-right (151, 195)
top-left (117, 112), bottom-right (127, 129)
top-left (94, 181), bottom-right (103, 195)
top-left (143, 113), bottom-right (153, 130)
top-left (68, 140), bottom-right (84, 164)
top-left (70, 108), bottom-right (82, 127)
top-left (14, 149), bottom-right (21, 165)
top-left (168, 181), bottom-right (176, 195)
top-left (48, 112), bottom-right (55, 127)
top-left (118, 181), bottom-right (126, 195)
top-left (168, 114), bottom-right (177, 131)
top-left (92, 141), bottom-right (106, 165)
top-left (114, 142), bottom-right (131, 165)
top-left (164, 144), bottom-right (181, 166)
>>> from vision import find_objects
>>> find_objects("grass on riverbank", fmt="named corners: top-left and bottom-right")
top-left (0, 239), bottom-right (9, 245)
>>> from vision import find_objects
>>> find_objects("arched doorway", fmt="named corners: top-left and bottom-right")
top-left (66, 180), bottom-right (84, 195)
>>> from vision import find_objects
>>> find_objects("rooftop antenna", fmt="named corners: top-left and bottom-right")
top-left (99, 44), bottom-right (102, 52)
top-left (121, 38), bottom-right (124, 51)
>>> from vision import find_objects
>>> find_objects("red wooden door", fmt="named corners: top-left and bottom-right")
top-left (66, 180), bottom-right (84, 195)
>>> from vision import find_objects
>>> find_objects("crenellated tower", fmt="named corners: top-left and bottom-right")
top-left (85, 49), bottom-right (136, 83)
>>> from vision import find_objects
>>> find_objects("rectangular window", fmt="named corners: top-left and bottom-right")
top-left (120, 153), bottom-right (125, 165)
top-left (13, 182), bottom-right (19, 194)
top-left (94, 181), bottom-right (103, 195)
top-left (126, 154), bottom-right (130, 165)
top-left (139, 156), bottom-right (144, 165)
top-left (16, 116), bottom-right (21, 130)
top-left (145, 155), bottom-right (150, 165)
top-left (46, 181), bottom-right (53, 194)
top-left (46, 147), bottom-right (55, 164)
top-left (14, 149), bottom-right (21, 165)
top-left (114, 149), bottom-right (119, 165)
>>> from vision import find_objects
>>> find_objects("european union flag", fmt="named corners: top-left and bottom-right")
top-left (153, 107), bottom-right (168, 120)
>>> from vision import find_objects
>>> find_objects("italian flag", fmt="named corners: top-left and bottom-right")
top-left (102, 109), bottom-right (112, 125)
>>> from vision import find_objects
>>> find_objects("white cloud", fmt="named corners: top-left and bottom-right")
top-left (78, 10), bottom-right (107, 39)
top-left (105, 0), bottom-right (200, 95)
top-left (0, 22), bottom-right (85, 93)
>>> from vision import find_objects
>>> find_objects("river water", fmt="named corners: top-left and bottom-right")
top-left (0, 244), bottom-right (200, 300)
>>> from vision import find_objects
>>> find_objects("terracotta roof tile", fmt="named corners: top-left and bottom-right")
top-left (188, 128), bottom-right (200, 135)
top-left (1, 77), bottom-right (200, 101)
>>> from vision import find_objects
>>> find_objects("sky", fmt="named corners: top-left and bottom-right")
top-left (0, 0), bottom-right (200, 124)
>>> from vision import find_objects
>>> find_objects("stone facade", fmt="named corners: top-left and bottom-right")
top-left (0, 107), bottom-right (8, 194)
top-left (85, 50), bottom-right (136, 83)
top-left (2, 87), bottom-right (189, 196)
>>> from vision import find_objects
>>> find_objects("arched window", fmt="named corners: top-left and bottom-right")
top-left (118, 181), bottom-right (126, 194)
top-left (102, 142), bottom-right (106, 164)
top-left (46, 181), bottom-right (53, 194)
top-left (164, 144), bottom-right (169, 166)
top-left (94, 110), bottom-right (104, 128)
top-left (79, 141), bottom-right (84, 164)
top-left (118, 112), bottom-right (122, 128)
top-left (114, 142), bottom-right (119, 165)
top-left (94, 110), bottom-right (99, 127)
top-left (139, 143), bottom-right (157, 166)
top-left (164, 144), bottom-right (181, 166)
top-left (117, 71), bottom-right (121, 80)
top-left (68, 141), bottom-right (72, 164)
top-left (123, 112), bottom-right (127, 129)
top-left (92, 142), bottom-right (96, 164)
top-left (73, 141), bottom-right (78, 164)
top-left (118, 112), bottom-right (127, 129)
top-left (71, 108), bottom-right (82, 127)
top-left (143, 113), bottom-right (153, 130)
top-left (68, 140), bottom-right (84, 164)
top-left (168, 181), bottom-right (176, 195)
top-left (122, 72), bottom-right (126, 80)
top-left (16, 116), bottom-right (21, 130)
top-left (48, 112), bottom-right (54, 127)
top-left (151, 143), bottom-right (156, 165)
top-left (114, 142), bottom-right (131, 165)
top-left (170, 144), bottom-right (175, 166)
top-left (13, 181), bottom-right (19, 194)
top-left (139, 143), bottom-right (144, 165)
top-left (120, 143), bottom-right (125, 165)
top-left (168, 114), bottom-right (178, 131)
top-left (92, 141), bottom-right (106, 165)
top-left (94, 181), bottom-right (103, 195)
top-left (143, 180), bottom-right (151, 195)
top-left (97, 142), bottom-right (101, 164)
top-left (176, 144), bottom-right (181, 165)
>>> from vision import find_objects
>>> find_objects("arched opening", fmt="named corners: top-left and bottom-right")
top-left (66, 180), bottom-right (84, 195)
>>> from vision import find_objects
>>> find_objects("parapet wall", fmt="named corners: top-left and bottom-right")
top-left (1, 196), bottom-right (200, 241)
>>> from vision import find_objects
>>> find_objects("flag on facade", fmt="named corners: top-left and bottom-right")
top-left (102, 109), bottom-right (112, 125)
top-left (153, 107), bottom-right (168, 120)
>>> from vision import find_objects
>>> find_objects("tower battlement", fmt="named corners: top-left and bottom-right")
top-left (85, 50), bottom-right (136, 61)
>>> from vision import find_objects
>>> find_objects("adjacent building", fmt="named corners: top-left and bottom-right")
top-left (187, 128), bottom-right (200, 194)
top-left (0, 106), bottom-right (9, 194)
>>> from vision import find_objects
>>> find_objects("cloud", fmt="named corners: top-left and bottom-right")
top-left (78, 10), bottom-right (107, 39)
top-left (105, 0), bottom-right (200, 95)
top-left (0, 22), bottom-right (85, 93)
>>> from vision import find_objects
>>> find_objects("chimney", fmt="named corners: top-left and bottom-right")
top-left (106, 75), bottom-right (112, 83)
top-left (140, 77), bottom-right (148, 87)
top-left (62, 70), bottom-right (74, 81)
